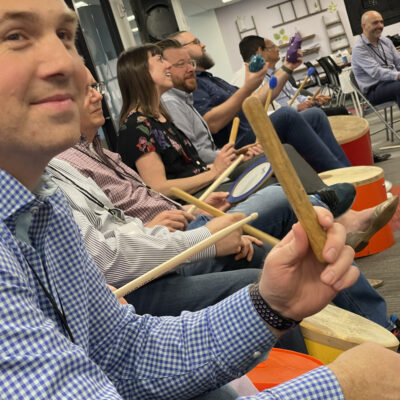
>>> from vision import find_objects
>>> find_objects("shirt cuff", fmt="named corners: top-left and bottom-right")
top-left (260, 366), bottom-right (344, 400)
top-left (207, 286), bottom-right (278, 377)
top-left (185, 226), bottom-right (216, 262)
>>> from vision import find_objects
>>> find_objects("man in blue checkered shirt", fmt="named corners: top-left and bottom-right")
top-left (0, 1), bottom-right (399, 399)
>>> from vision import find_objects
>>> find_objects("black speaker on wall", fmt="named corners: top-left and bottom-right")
top-left (129, 0), bottom-right (179, 43)
top-left (344, 0), bottom-right (400, 36)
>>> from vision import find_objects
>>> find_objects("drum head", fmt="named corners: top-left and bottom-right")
top-left (227, 156), bottom-right (273, 203)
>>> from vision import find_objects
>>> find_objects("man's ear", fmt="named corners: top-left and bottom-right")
top-left (255, 47), bottom-right (263, 55)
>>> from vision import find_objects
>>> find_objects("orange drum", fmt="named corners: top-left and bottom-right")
top-left (246, 348), bottom-right (323, 391)
top-left (319, 166), bottom-right (394, 257)
top-left (328, 115), bottom-right (373, 166)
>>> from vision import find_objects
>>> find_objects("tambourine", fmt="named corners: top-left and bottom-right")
top-left (227, 156), bottom-right (273, 203)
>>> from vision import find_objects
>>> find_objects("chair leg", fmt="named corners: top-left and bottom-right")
top-left (384, 108), bottom-right (389, 141)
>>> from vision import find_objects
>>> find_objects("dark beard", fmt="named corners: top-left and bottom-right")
top-left (196, 52), bottom-right (215, 70)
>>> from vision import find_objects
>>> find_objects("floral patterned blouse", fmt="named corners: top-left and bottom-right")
top-left (117, 111), bottom-right (209, 180)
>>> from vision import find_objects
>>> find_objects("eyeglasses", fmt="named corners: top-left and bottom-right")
top-left (182, 38), bottom-right (201, 47)
top-left (89, 82), bottom-right (105, 95)
top-left (171, 59), bottom-right (197, 69)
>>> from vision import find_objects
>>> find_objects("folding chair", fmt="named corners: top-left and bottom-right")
top-left (349, 71), bottom-right (399, 142)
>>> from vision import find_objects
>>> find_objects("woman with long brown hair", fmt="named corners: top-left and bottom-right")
top-left (117, 44), bottom-right (233, 197)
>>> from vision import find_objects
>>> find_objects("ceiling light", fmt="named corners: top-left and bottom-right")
top-left (222, 0), bottom-right (233, 3)
top-left (127, 15), bottom-right (136, 21)
top-left (131, 27), bottom-right (139, 32)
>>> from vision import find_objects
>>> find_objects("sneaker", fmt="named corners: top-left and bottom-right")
top-left (315, 183), bottom-right (356, 218)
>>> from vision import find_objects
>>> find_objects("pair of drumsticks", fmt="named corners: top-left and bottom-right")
top-left (114, 89), bottom-right (326, 298)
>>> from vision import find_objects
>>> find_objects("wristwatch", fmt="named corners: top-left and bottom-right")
top-left (281, 65), bottom-right (293, 76)
top-left (250, 284), bottom-right (301, 330)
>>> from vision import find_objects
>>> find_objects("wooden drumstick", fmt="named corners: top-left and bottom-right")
top-left (187, 154), bottom-right (245, 214)
top-left (229, 117), bottom-right (240, 144)
top-left (172, 187), bottom-right (279, 247)
top-left (114, 212), bottom-right (258, 297)
top-left (264, 76), bottom-right (278, 111)
top-left (242, 96), bottom-right (326, 262)
top-left (236, 142), bottom-right (258, 155)
top-left (288, 67), bottom-right (315, 106)
top-left (310, 87), bottom-right (321, 102)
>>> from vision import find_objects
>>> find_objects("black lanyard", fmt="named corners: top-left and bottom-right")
top-left (362, 36), bottom-right (389, 66)
top-left (48, 165), bottom-right (125, 222)
top-left (25, 257), bottom-right (75, 343)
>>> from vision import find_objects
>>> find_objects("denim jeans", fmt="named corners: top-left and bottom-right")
top-left (367, 80), bottom-right (400, 109)
top-left (270, 106), bottom-right (351, 172)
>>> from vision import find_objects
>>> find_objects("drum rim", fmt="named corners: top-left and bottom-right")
top-left (226, 156), bottom-right (273, 203)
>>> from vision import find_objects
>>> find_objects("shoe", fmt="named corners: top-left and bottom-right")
top-left (346, 195), bottom-right (399, 252)
top-left (367, 278), bottom-right (383, 289)
top-left (373, 152), bottom-right (391, 163)
top-left (315, 183), bottom-right (356, 218)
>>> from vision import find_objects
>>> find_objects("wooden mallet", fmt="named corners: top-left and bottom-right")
top-left (265, 75), bottom-right (278, 111)
top-left (114, 212), bottom-right (258, 297)
top-left (171, 187), bottom-right (279, 247)
top-left (288, 67), bottom-right (315, 106)
top-left (242, 96), bottom-right (326, 262)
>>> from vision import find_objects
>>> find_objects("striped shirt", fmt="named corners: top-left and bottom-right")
top-left (48, 158), bottom-right (213, 287)
top-left (0, 166), bottom-right (344, 399)
top-left (57, 136), bottom-right (180, 224)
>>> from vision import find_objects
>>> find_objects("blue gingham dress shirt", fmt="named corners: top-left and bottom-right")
top-left (0, 167), bottom-right (344, 399)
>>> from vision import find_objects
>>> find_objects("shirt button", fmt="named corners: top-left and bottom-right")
top-left (30, 206), bottom-right (39, 214)
top-left (253, 351), bottom-right (262, 359)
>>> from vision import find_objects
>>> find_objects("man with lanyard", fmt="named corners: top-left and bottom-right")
top-left (352, 10), bottom-right (400, 109)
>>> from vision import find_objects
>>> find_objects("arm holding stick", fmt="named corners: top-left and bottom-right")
top-left (172, 187), bottom-right (279, 247)
top-left (310, 87), bottom-right (321, 102)
top-left (187, 154), bottom-right (244, 214)
top-left (242, 95), bottom-right (326, 262)
top-left (114, 212), bottom-right (258, 297)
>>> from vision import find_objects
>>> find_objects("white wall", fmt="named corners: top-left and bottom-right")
top-left (183, 0), bottom-right (400, 83)
top-left (212, 0), bottom-right (400, 77)
top-left (186, 9), bottom-right (235, 82)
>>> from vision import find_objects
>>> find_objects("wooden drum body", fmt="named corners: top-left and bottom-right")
top-left (328, 115), bottom-right (373, 166)
top-left (300, 304), bottom-right (399, 364)
top-left (319, 166), bottom-right (394, 257)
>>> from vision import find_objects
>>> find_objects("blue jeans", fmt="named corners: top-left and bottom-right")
top-left (367, 80), bottom-right (400, 109)
top-left (270, 107), bottom-right (351, 172)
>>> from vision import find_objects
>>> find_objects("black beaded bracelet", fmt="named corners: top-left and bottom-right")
top-left (281, 65), bottom-right (293, 75)
top-left (250, 284), bottom-right (301, 330)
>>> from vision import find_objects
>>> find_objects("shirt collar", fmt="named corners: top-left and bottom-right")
top-left (0, 168), bottom-right (57, 221)
top-left (196, 70), bottom-right (212, 78)
top-left (361, 33), bottom-right (382, 46)
top-left (168, 87), bottom-right (194, 105)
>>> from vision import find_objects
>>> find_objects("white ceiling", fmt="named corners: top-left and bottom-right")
top-left (180, 0), bottom-right (243, 17)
